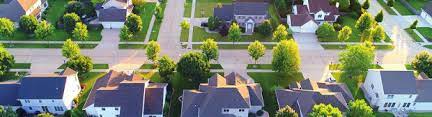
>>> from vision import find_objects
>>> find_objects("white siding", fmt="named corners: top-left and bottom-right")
top-left (19, 99), bottom-right (66, 114)
top-left (250, 106), bottom-right (262, 113)
top-left (62, 74), bottom-right (81, 110)
top-left (413, 102), bottom-right (432, 112)
top-left (101, 22), bottom-right (125, 29)
top-left (421, 9), bottom-right (432, 25)
top-left (221, 108), bottom-right (249, 117)
top-left (84, 104), bottom-right (98, 116)
top-left (95, 107), bottom-right (121, 117)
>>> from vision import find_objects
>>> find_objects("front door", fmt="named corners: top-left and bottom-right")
top-left (246, 23), bottom-right (254, 34)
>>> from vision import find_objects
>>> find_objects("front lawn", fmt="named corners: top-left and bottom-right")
top-left (376, 112), bottom-right (395, 117)
top-left (423, 45), bottom-right (432, 49)
top-left (405, 28), bottom-right (424, 42)
top-left (416, 27), bottom-right (432, 42)
top-left (45, 0), bottom-right (68, 24)
top-left (192, 27), bottom-right (274, 42)
top-left (248, 72), bottom-right (304, 116)
top-left (122, 3), bottom-right (157, 42)
top-left (406, 0), bottom-right (429, 10)
top-left (9, 28), bottom-right (102, 41)
top-left (393, 0), bottom-right (415, 15)
top-left (195, 0), bottom-right (232, 18)
top-left (58, 64), bottom-right (109, 69)
top-left (3, 43), bottom-right (98, 49)
top-left (180, 28), bottom-right (189, 42)
top-left (409, 112), bottom-right (432, 117)
top-left (148, 3), bottom-right (167, 41)
top-left (329, 64), bottom-right (383, 70)
top-left (184, 0), bottom-right (192, 17)
top-left (331, 72), bottom-right (366, 100)
top-left (0, 72), bottom-right (28, 82)
top-left (377, 0), bottom-right (398, 15)
top-left (321, 44), bottom-right (395, 50)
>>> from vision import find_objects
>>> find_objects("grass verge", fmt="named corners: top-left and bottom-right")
top-left (2, 43), bottom-right (97, 49)
top-left (12, 63), bottom-right (31, 69)
top-left (321, 44), bottom-right (394, 50)
top-left (247, 64), bottom-right (273, 69)
top-left (118, 44), bottom-right (146, 49)
top-left (405, 29), bottom-right (424, 42)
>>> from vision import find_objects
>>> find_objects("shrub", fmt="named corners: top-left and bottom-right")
top-left (410, 20), bottom-right (418, 29)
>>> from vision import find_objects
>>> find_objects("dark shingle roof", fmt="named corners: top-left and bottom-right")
top-left (422, 1), bottom-right (432, 15)
top-left (289, 14), bottom-right (314, 26)
top-left (0, 0), bottom-right (26, 22)
top-left (0, 82), bottom-right (21, 106)
top-left (415, 80), bottom-right (432, 102)
top-left (98, 7), bottom-right (127, 22)
top-left (214, 4), bottom-right (234, 21)
top-left (144, 83), bottom-right (167, 115)
top-left (380, 71), bottom-right (417, 94)
top-left (233, 2), bottom-right (268, 15)
top-left (307, 0), bottom-right (339, 14)
top-left (18, 75), bottom-right (67, 99)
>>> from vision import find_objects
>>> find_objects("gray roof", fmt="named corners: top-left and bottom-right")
top-left (380, 71), bottom-right (417, 94)
top-left (144, 83), bottom-right (168, 115)
top-left (18, 75), bottom-right (67, 99)
top-left (0, 0), bottom-right (25, 22)
top-left (98, 7), bottom-right (127, 22)
top-left (0, 82), bottom-right (21, 106)
top-left (214, 4), bottom-right (234, 21)
top-left (233, 2), bottom-right (268, 15)
top-left (415, 80), bottom-right (432, 102)
top-left (422, 1), bottom-right (432, 15)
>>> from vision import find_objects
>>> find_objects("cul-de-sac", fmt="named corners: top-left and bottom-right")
top-left (0, 0), bottom-right (432, 117)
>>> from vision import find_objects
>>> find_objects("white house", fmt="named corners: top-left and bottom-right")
top-left (0, 68), bottom-right (81, 115)
top-left (0, 0), bottom-right (49, 22)
top-left (83, 70), bottom-right (168, 117)
top-left (362, 69), bottom-right (432, 112)
top-left (287, 0), bottom-right (340, 33)
top-left (180, 72), bottom-right (264, 117)
top-left (96, 0), bottom-right (133, 28)
top-left (420, 1), bottom-right (432, 25)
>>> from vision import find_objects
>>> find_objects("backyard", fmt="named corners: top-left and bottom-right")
top-left (194, 0), bottom-right (232, 18)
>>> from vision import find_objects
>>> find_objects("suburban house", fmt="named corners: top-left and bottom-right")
top-left (96, 0), bottom-right (133, 28)
top-left (420, 1), bottom-right (432, 25)
top-left (180, 72), bottom-right (264, 117)
top-left (83, 70), bottom-right (168, 117)
top-left (213, 0), bottom-right (269, 34)
top-left (287, 0), bottom-right (340, 33)
top-left (0, 68), bottom-right (81, 115)
top-left (0, 0), bottom-right (48, 22)
top-left (362, 69), bottom-right (432, 112)
top-left (276, 79), bottom-right (354, 117)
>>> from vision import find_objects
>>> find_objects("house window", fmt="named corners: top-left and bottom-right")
top-left (384, 103), bottom-right (388, 107)
top-left (387, 95), bottom-right (394, 99)
top-left (414, 103), bottom-right (416, 106)
top-left (407, 103), bottom-right (411, 107)
top-left (239, 109), bottom-right (245, 112)
top-left (101, 108), bottom-right (105, 111)
top-left (39, 100), bottom-right (42, 103)
top-left (42, 106), bottom-right (48, 112)
top-left (25, 100), bottom-right (30, 103)
top-left (52, 100), bottom-right (54, 102)
top-left (116, 115), bottom-right (119, 117)
top-left (375, 93), bottom-right (379, 98)
top-left (371, 84), bottom-right (374, 89)
top-left (409, 95), bottom-right (413, 98)
top-left (115, 108), bottom-right (119, 111)
top-left (402, 103), bottom-right (407, 107)
top-left (391, 103), bottom-right (396, 107)
top-left (29, 107), bottom-right (32, 110)
top-left (223, 109), bottom-right (229, 112)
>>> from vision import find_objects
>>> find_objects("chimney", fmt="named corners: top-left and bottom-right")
top-left (287, 15), bottom-right (291, 26)
top-left (293, 5), bottom-right (298, 15)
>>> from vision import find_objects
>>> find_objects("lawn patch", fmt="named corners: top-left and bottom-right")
top-left (393, 0), bottom-right (415, 15)
top-left (195, 0), bottom-right (232, 18)
top-left (75, 72), bottom-right (107, 110)
top-left (192, 44), bottom-right (275, 50)
top-left (409, 112), bottom-right (432, 117)
top-left (247, 64), bottom-right (273, 69)
top-left (192, 27), bottom-right (275, 42)
top-left (405, 29), bottom-right (424, 42)
top-left (184, 0), bottom-right (192, 17)
top-left (329, 64), bottom-right (383, 70)
top-left (377, 0), bottom-right (398, 15)
top-left (423, 45), bottom-right (432, 49)
top-left (405, 64), bottom-right (413, 70)
top-left (417, 27), bottom-right (432, 42)
top-left (118, 44), bottom-right (146, 49)
top-left (181, 28), bottom-right (189, 42)
top-left (210, 64), bottom-right (223, 69)
top-left (149, 3), bottom-right (167, 41)
top-left (375, 112), bottom-right (395, 117)
top-left (321, 44), bottom-right (394, 50)
top-left (331, 72), bottom-right (366, 99)
top-left (3, 43), bottom-right (98, 49)
top-left (45, 0), bottom-right (68, 23)
top-left (12, 63), bottom-right (31, 69)
top-left (58, 64), bottom-right (109, 69)
top-left (0, 72), bottom-right (28, 82)
top-left (406, 0), bottom-right (429, 10)
top-left (10, 28), bottom-right (102, 41)
top-left (140, 64), bottom-right (157, 69)
top-left (121, 3), bottom-right (157, 42)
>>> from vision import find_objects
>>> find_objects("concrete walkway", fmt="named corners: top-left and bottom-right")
top-left (144, 15), bottom-right (156, 43)
top-left (187, 0), bottom-right (197, 49)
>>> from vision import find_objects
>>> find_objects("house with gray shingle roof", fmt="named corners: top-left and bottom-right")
top-left (362, 69), bottom-right (432, 112)
top-left (180, 72), bottom-right (264, 117)
top-left (287, 0), bottom-right (340, 33)
top-left (83, 70), bottom-right (168, 117)
top-left (0, 68), bottom-right (81, 115)
top-left (0, 0), bottom-right (48, 22)
top-left (420, 1), bottom-right (432, 25)
top-left (96, 0), bottom-right (133, 28)
top-left (276, 79), bottom-right (353, 117)
top-left (213, 0), bottom-right (269, 35)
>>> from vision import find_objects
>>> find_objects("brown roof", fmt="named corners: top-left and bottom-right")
top-left (289, 14), bottom-right (314, 26)
top-left (307, 0), bottom-right (339, 14)
top-left (235, 0), bottom-right (269, 2)
top-left (17, 0), bottom-right (38, 11)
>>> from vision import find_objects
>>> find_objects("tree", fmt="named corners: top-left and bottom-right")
top-left (411, 51), bottom-right (432, 77)
top-left (338, 0), bottom-right (351, 11)
top-left (62, 39), bottom-right (81, 58)
top-left (362, 0), bottom-right (370, 9)
top-left (372, 25), bottom-right (386, 41)
top-left (65, 1), bottom-right (84, 16)
top-left (228, 23), bottom-right (242, 45)
top-left (339, 44), bottom-right (375, 77)
top-left (154, 5), bottom-right (164, 20)
top-left (180, 20), bottom-right (190, 30)
top-left (360, 29), bottom-right (373, 42)
top-left (0, 106), bottom-right (17, 117)
top-left (208, 16), bottom-right (221, 31)
top-left (316, 22), bottom-right (336, 41)
top-left (272, 40), bottom-right (301, 73)
top-left (355, 12), bottom-right (375, 32)
top-left (338, 26), bottom-right (352, 42)
top-left (34, 20), bottom-right (54, 41)
top-left (410, 20), bottom-right (418, 29)
top-left (347, 100), bottom-right (374, 117)
top-left (375, 10), bottom-right (384, 22)
top-left (65, 55), bottom-right (93, 75)
top-left (19, 15), bottom-right (38, 33)
top-left (387, 0), bottom-right (394, 7)
top-left (125, 13), bottom-right (143, 34)
top-left (0, 46), bottom-right (15, 77)
top-left (63, 13), bottom-right (81, 32)
top-left (248, 40), bottom-right (266, 64)
top-left (275, 0), bottom-right (288, 15)
top-left (0, 18), bottom-right (15, 40)
top-left (119, 26), bottom-right (133, 40)
top-left (37, 113), bottom-right (54, 117)
top-left (177, 52), bottom-right (210, 83)
top-left (257, 20), bottom-right (273, 36)
top-left (158, 56), bottom-right (176, 80)
top-left (276, 105), bottom-right (298, 117)
top-left (132, 0), bottom-right (146, 6)
top-left (72, 22), bottom-right (88, 41)
top-left (146, 41), bottom-right (160, 63)
top-left (273, 24), bottom-right (289, 41)
top-left (350, 0), bottom-right (362, 14)
top-left (309, 104), bottom-right (343, 117)
top-left (200, 38), bottom-right (219, 61)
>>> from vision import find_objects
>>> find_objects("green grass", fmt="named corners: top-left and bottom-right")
top-left (377, 0), bottom-right (398, 15)
top-left (148, 3), bottom-right (166, 41)
top-left (118, 44), bottom-right (147, 49)
top-left (268, 3), bottom-right (282, 28)
top-left (405, 64), bottom-right (413, 70)
top-left (321, 44), bottom-right (395, 50)
top-left (75, 72), bottom-right (108, 110)
top-left (122, 3), bottom-right (157, 42)
top-left (58, 64), bottom-right (109, 69)
top-left (193, 27), bottom-right (274, 42)
top-left (329, 64), bottom-right (383, 70)
top-left (248, 72), bottom-right (304, 116)
top-left (417, 27), bottom-right (432, 42)
top-left (0, 72), bottom-right (28, 82)
top-left (405, 28), bottom-right (424, 42)
top-left (393, 0), bottom-right (415, 15)
top-left (10, 28), bottom-right (102, 41)
top-left (192, 44), bottom-right (275, 49)
top-left (247, 64), bottom-right (273, 69)
top-left (331, 72), bottom-right (366, 99)
top-left (210, 64), bottom-right (223, 69)
top-left (180, 28), bottom-right (189, 42)
top-left (2, 43), bottom-right (98, 49)
top-left (406, 0), bottom-right (429, 10)
top-left (409, 112), bottom-right (432, 117)
top-left (423, 45), bottom-right (432, 49)
top-left (12, 63), bottom-right (31, 69)
top-left (140, 64), bottom-right (157, 69)
top-left (195, 0), bottom-right (232, 18)
top-left (375, 112), bottom-right (395, 117)
top-left (45, 0), bottom-right (67, 24)
top-left (184, 0), bottom-right (192, 17)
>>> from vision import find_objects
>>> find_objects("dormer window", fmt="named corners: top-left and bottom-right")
top-left (115, 108), bottom-right (119, 111)
top-left (371, 84), bottom-right (374, 89)
top-left (223, 109), bottom-right (229, 112)
top-left (318, 14), bottom-right (323, 18)
top-left (239, 109), bottom-right (245, 112)
top-left (102, 108), bottom-right (106, 111)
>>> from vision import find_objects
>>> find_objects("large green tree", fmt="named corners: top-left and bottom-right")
top-left (177, 52), bottom-right (210, 83)
top-left (0, 106), bottom-right (17, 117)
top-left (411, 51), bottom-right (432, 77)
top-left (272, 40), bottom-right (301, 73)
top-left (338, 26), bottom-right (352, 42)
top-left (200, 38), bottom-right (219, 61)
top-left (65, 55), bottom-right (93, 75)
top-left (273, 24), bottom-right (289, 41)
top-left (276, 105), bottom-right (298, 117)
top-left (257, 20), bottom-right (273, 36)
top-left (275, 0), bottom-right (288, 15)
top-left (19, 15), bottom-right (39, 33)
top-left (248, 40), bottom-right (266, 64)
top-left (0, 46), bottom-right (15, 77)
top-left (62, 39), bottom-right (81, 58)
top-left (72, 22), bottom-right (88, 41)
top-left (347, 100), bottom-right (374, 117)
top-left (362, 0), bottom-right (370, 9)
top-left (355, 12), bottom-right (375, 32)
top-left (146, 41), bottom-right (160, 63)
top-left (228, 23), bottom-right (242, 45)
top-left (0, 18), bottom-right (15, 39)
top-left (309, 104), bottom-right (343, 117)
top-left (338, 0), bottom-right (351, 11)
top-left (125, 13), bottom-right (143, 34)
top-left (372, 25), bottom-right (386, 41)
top-left (316, 22), bottom-right (336, 41)
top-left (63, 13), bottom-right (81, 32)
top-left (119, 26), bottom-right (133, 40)
top-left (35, 20), bottom-right (54, 41)
top-left (360, 29), bottom-right (373, 42)
top-left (339, 43), bottom-right (375, 77)
top-left (158, 56), bottom-right (176, 81)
